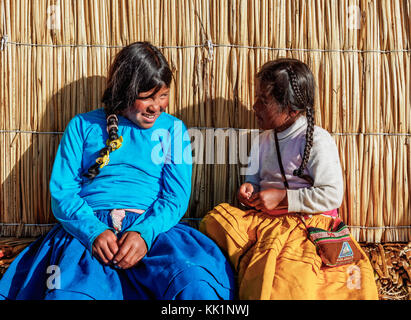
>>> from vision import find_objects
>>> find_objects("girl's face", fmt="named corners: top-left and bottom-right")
top-left (253, 79), bottom-right (300, 131)
top-left (122, 85), bottom-right (170, 129)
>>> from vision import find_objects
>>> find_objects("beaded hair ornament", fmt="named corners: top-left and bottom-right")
top-left (95, 114), bottom-right (123, 169)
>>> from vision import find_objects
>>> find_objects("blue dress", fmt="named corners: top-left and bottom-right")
top-left (0, 109), bottom-right (235, 300)
top-left (0, 212), bottom-right (234, 299)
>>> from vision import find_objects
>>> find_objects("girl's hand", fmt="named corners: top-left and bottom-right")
top-left (248, 188), bottom-right (287, 212)
top-left (112, 231), bottom-right (147, 269)
top-left (92, 229), bottom-right (119, 265)
top-left (237, 183), bottom-right (255, 206)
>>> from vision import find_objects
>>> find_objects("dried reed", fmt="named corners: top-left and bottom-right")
top-left (0, 0), bottom-right (410, 242)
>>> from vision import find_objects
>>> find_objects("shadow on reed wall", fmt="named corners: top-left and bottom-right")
top-left (181, 97), bottom-right (256, 228)
top-left (2, 74), bottom-right (255, 237)
top-left (1, 76), bottom-right (107, 238)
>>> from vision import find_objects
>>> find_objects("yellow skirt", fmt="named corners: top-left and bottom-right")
top-left (199, 203), bottom-right (379, 300)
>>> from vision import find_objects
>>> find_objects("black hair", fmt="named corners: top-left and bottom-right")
top-left (83, 42), bottom-right (173, 180)
top-left (256, 58), bottom-right (315, 183)
top-left (101, 41), bottom-right (173, 115)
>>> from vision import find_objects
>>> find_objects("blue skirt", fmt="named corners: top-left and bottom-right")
top-left (0, 210), bottom-right (235, 300)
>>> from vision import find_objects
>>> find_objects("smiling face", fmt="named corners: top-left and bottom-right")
top-left (122, 85), bottom-right (170, 129)
top-left (253, 79), bottom-right (301, 132)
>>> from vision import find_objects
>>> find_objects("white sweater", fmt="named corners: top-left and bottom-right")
top-left (245, 116), bottom-right (344, 214)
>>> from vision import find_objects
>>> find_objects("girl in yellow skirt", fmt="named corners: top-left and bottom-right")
top-left (200, 58), bottom-right (379, 300)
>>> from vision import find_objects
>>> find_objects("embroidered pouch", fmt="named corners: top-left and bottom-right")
top-left (305, 218), bottom-right (362, 267)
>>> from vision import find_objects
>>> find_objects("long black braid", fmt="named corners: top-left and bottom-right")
top-left (286, 66), bottom-right (315, 184)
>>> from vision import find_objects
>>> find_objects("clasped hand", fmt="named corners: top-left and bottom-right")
top-left (238, 182), bottom-right (287, 214)
top-left (92, 230), bottom-right (147, 269)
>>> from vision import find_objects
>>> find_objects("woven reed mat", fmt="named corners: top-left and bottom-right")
top-left (0, 237), bottom-right (410, 300)
top-left (361, 242), bottom-right (411, 300)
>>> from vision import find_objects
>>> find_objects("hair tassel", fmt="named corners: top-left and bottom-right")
top-left (106, 136), bottom-right (123, 151)
top-left (96, 150), bottom-right (110, 169)
top-left (94, 135), bottom-right (123, 169)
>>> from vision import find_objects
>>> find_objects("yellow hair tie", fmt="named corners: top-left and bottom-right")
top-left (96, 151), bottom-right (110, 169)
top-left (106, 136), bottom-right (123, 151)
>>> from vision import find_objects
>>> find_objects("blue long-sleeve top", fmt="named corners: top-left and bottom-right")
top-left (49, 108), bottom-right (193, 253)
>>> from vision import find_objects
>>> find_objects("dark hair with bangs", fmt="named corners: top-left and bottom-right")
top-left (84, 42), bottom-right (173, 180)
top-left (102, 41), bottom-right (173, 114)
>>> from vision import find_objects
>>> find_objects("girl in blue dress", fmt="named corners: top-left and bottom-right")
top-left (0, 42), bottom-right (234, 300)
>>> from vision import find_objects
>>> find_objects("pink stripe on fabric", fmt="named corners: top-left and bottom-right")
top-left (314, 236), bottom-right (351, 244)
top-left (309, 228), bottom-right (350, 241)
top-left (122, 208), bottom-right (145, 214)
top-left (109, 208), bottom-right (145, 233)
top-left (321, 208), bottom-right (338, 217)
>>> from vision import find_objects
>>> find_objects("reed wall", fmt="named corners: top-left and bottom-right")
top-left (0, 0), bottom-right (410, 242)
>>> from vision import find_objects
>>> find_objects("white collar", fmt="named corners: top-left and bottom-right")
top-left (275, 116), bottom-right (307, 140)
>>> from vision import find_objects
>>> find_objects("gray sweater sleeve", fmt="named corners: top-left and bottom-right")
top-left (287, 129), bottom-right (344, 213)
